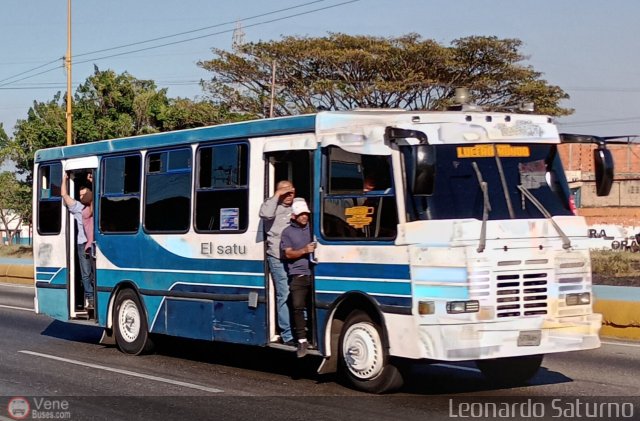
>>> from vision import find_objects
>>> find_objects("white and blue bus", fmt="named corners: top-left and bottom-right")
top-left (33, 110), bottom-right (613, 393)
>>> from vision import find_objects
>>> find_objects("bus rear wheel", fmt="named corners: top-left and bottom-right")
top-left (113, 289), bottom-right (153, 355)
top-left (338, 310), bottom-right (403, 393)
top-left (476, 354), bottom-right (543, 385)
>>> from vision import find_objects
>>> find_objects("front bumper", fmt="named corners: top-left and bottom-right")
top-left (388, 313), bottom-right (602, 361)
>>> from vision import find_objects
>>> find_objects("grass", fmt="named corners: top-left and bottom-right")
top-left (590, 250), bottom-right (640, 277)
top-left (0, 245), bottom-right (33, 258)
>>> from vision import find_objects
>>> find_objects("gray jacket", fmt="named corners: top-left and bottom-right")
top-left (259, 195), bottom-right (292, 258)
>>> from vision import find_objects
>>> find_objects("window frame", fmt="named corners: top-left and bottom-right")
top-left (99, 153), bottom-right (142, 235)
top-left (36, 161), bottom-right (63, 236)
top-left (320, 146), bottom-right (398, 243)
top-left (142, 146), bottom-right (193, 234)
top-left (193, 140), bottom-right (250, 234)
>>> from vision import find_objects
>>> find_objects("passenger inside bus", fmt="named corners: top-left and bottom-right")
top-left (61, 172), bottom-right (95, 311)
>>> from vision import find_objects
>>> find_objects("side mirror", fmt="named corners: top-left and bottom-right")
top-left (412, 144), bottom-right (436, 195)
top-left (593, 147), bottom-right (614, 196)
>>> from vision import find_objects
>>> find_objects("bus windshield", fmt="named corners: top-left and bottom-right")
top-left (404, 143), bottom-right (574, 221)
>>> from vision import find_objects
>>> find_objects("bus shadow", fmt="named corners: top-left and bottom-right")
top-left (151, 335), bottom-right (322, 379)
top-left (147, 335), bottom-right (574, 395)
top-left (397, 361), bottom-right (573, 395)
top-left (41, 320), bottom-right (105, 345)
top-left (39, 322), bottom-right (574, 395)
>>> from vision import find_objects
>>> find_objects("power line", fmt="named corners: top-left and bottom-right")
top-left (74, 0), bottom-right (361, 66)
top-left (558, 116), bottom-right (640, 128)
top-left (0, 0), bottom-right (356, 89)
top-left (0, 58), bottom-right (62, 86)
top-left (74, 0), bottom-right (327, 58)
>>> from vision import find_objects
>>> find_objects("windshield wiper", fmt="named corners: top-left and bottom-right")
top-left (517, 184), bottom-right (571, 250)
top-left (493, 146), bottom-right (515, 219)
top-left (471, 162), bottom-right (491, 253)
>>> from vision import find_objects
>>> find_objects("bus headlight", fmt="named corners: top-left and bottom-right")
top-left (565, 292), bottom-right (591, 306)
top-left (418, 300), bottom-right (435, 315)
top-left (446, 300), bottom-right (480, 314)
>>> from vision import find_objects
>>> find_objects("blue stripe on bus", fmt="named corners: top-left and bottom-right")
top-left (315, 263), bottom-right (410, 280)
top-left (36, 267), bottom-right (59, 273)
top-left (96, 269), bottom-right (264, 290)
top-left (35, 114), bottom-right (317, 162)
top-left (412, 267), bottom-right (468, 283)
top-left (35, 267), bottom-right (67, 285)
top-left (315, 279), bottom-right (411, 296)
top-left (413, 284), bottom-right (470, 300)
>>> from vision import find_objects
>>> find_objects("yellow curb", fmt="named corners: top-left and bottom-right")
top-left (0, 263), bottom-right (33, 285)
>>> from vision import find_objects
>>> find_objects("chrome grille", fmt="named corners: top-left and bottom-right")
top-left (495, 272), bottom-right (549, 317)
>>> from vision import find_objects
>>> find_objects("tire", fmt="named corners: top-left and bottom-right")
top-left (476, 354), bottom-right (543, 385)
top-left (338, 310), bottom-right (403, 393)
top-left (113, 288), bottom-right (154, 355)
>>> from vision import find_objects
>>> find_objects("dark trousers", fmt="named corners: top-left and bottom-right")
top-left (289, 274), bottom-right (311, 341)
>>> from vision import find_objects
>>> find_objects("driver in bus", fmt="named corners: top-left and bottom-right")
top-left (61, 172), bottom-right (95, 310)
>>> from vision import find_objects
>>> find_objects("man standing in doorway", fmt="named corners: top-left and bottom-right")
top-left (281, 198), bottom-right (316, 358)
top-left (61, 172), bottom-right (94, 310)
top-left (259, 180), bottom-right (296, 345)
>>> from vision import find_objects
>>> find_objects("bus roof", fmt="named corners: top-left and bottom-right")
top-left (34, 113), bottom-right (317, 163)
top-left (34, 109), bottom-right (558, 163)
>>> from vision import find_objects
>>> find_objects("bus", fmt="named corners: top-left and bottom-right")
top-left (33, 110), bottom-right (614, 393)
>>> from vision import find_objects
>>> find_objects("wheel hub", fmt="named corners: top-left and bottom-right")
top-left (119, 299), bottom-right (141, 343)
top-left (343, 322), bottom-right (384, 380)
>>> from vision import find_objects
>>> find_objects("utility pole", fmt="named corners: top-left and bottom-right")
top-left (65, 0), bottom-right (72, 146)
top-left (269, 61), bottom-right (276, 118)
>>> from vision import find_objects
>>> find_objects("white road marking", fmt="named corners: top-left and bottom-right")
top-left (433, 363), bottom-right (480, 373)
top-left (601, 340), bottom-right (640, 349)
top-left (19, 350), bottom-right (224, 394)
top-left (0, 304), bottom-right (34, 312)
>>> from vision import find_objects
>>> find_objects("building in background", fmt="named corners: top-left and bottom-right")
top-left (558, 142), bottom-right (640, 208)
top-left (0, 209), bottom-right (31, 245)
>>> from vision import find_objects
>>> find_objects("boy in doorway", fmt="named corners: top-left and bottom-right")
top-left (280, 198), bottom-right (316, 358)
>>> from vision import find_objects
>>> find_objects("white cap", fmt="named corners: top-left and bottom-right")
top-left (291, 198), bottom-right (311, 216)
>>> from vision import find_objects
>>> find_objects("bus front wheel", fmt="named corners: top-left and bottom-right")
top-left (476, 354), bottom-right (543, 385)
top-left (113, 289), bottom-right (153, 355)
top-left (338, 310), bottom-right (403, 393)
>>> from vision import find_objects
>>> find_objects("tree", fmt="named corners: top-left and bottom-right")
top-left (0, 172), bottom-right (30, 245)
top-left (160, 98), bottom-right (255, 131)
top-left (198, 33), bottom-right (571, 117)
top-left (73, 66), bottom-right (171, 141)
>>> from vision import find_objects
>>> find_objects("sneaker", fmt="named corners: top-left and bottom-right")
top-left (85, 297), bottom-right (94, 310)
top-left (296, 341), bottom-right (308, 358)
top-left (283, 340), bottom-right (296, 347)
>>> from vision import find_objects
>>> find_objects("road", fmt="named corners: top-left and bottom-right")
top-left (1, 283), bottom-right (639, 420)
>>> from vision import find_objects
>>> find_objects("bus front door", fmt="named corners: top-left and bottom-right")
top-left (263, 148), bottom-right (315, 348)
top-left (62, 158), bottom-right (98, 321)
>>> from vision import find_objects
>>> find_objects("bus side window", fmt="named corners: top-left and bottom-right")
top-left (38, 163), bottom-right (63, 235)
top-left (321, 146), bottom-right (397, 241)
top-left (100, 154), bottom-right (142, 233)
top-left (194, 143), bottom-right (249, 233)
top-left (144, 148), bottom-right (192, 233)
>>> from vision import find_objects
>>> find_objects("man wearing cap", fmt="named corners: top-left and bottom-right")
top-left (259, 180), bottom-right (296, 345)
top-left (280, 198), bottom-right (316, 358)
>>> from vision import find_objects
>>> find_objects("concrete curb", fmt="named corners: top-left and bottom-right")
top-left (0, 263), bottom-right (33, 285)
top-left (593, 285), bottom-right (640, 341)
top-left (2, 264), bottom-right (638, 340)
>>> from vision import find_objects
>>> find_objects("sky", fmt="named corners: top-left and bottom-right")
top-left (0, 0), bottom-right (638, 138)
